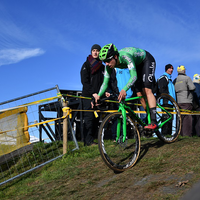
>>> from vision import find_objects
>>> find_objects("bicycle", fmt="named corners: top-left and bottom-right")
top-left (97, 93), bottom-right (181, 172)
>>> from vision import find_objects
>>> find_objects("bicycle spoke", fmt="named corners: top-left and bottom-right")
top-left (155, 93), bottom-right (181, 143)
top-left (98, 113), bottom-right (140, 172)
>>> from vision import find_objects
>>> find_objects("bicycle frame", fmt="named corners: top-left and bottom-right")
top-left (116, 95), bottom-right (173, 142)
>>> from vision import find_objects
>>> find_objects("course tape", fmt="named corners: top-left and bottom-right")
top-left (0, 94), bottom-right (63, 113)
top-left (0, 93), bottom-right (64, 134)
top-left (63, 93), bottom-right (200, 116)
top-left (0, 101), bottom-right (72, 135)
top-left (1, 93), bottom-right (200, 135)
top-left (0, 115), bottom-right (67, 135)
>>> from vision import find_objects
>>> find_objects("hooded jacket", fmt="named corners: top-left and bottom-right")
top-left (174, 73), bottom-right (196, 104)
top-left (158, 72), bottom-right (176, 101)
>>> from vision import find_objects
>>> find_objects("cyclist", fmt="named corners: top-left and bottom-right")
top-left (93, 43), bottom-right (157, 129)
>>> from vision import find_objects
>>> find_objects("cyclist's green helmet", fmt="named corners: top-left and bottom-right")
top-left (99, 43), bottom-right (118, 62)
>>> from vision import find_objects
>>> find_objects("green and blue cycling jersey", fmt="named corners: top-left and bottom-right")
top-left (115, 68), bottom-right (133, 98)
top-left (98, 47), bottom-right (146, 97)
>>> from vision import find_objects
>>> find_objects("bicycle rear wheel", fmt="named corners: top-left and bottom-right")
top-left (98, 112), bottom-right (140, 172)
top-left (155, 93), bottom-right (181, 143)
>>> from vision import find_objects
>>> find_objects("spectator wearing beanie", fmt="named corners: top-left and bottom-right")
top-left (80, 44), bottom-right (104, 146)
top-left (157, 64), bottom-right (176, 135)
top-left (158, 64), bottom-right (176, 100)
top-left (80, 44), bottom-right (118, 146)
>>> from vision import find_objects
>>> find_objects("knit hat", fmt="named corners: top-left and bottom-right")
top-left (91, 44), bottom-right (101, 52)
top-left (193, 74), bottom-right (200, 83)
top-left (165, 64), bottom-right (173, 71)
top-left (177, 65), bottom-right (186, 73)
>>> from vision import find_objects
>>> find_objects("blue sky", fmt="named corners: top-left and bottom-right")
top-left (0, 0), bottom-right (200, 102)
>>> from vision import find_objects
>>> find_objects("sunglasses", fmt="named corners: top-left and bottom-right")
top-left (104, 56), bottom-right (113, 63)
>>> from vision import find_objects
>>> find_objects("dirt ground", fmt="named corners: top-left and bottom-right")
top-left (58, 139), bottom-right (199, 200)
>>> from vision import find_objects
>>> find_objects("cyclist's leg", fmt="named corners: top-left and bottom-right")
top-left (134, 67), bottom-right (146, 110)
top-left (139, 51), bottom-right (157, 129)
top-left (143, 88), bottom-right (156, 108)
top-left (136, 91), bottom-right (146, 110)
top-left (143, 87), bottom-right (157, 126)
top-left (135, 60), bottom-right (157, 128)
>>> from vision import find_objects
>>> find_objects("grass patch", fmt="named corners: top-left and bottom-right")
top-left (0, 137), bottom-right (200, 199)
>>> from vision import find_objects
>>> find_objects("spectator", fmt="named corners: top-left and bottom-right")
top-left (157, 64), bottom-right (176, 100)
top-left (192, 74), bottom-right (200, 136)
top-left (80, 44), bottom-right (118, 146)
top-left (174, 65), bottom-right (196, 137)
top-left (157, 64), bottom-right (176, 135)
top-left (80, 44), bottom-right (105, 146)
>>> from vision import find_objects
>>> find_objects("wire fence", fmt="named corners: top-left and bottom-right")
top-left (0, 85), bottom-right (78, 186)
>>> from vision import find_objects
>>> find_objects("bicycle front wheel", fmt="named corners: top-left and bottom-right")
top-left (155, 93), bottom-right (181, 143)
top-left (98, 112), bottom-right (140, 172)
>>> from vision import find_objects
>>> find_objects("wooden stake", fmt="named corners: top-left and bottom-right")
top-left (62, 101), bottom-right (68, 154)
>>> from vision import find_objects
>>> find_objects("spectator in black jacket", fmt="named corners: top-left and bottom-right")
top-left (157, 64), bottom-right (176, 100)
top-left (80, 44), bottom-right (118, 146)
top-left (192, 74), bottom-right (200, 136)
top-left (157, 64), bottom-right (176, 136)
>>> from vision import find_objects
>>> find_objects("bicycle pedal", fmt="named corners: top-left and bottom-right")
top-left (144, 130), bottom-right (153, 137)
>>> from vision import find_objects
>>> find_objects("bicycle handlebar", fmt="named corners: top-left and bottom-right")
top-left (92, 94), bottom-right (119, 111)
top-left (99, 94), bottom-right (119, 103)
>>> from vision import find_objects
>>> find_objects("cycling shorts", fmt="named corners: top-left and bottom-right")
top-left (134, 51), bottom-right (156, 93)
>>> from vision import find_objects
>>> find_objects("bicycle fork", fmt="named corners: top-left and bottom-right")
top-left (116, 106), bottom-right (127, 143)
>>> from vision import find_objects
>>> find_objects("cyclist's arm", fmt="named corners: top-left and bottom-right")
top-left (119, 53), bottom-right (138, 92)
top-left (123, 67), bottom-right (137, 92)
top-left (98, 66), bottom-right (112, 97)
